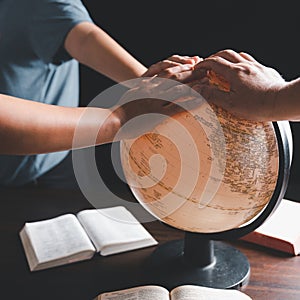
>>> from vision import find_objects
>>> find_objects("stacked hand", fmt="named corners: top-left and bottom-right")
top-left (112, 55), bottom-right (204, 139)
top-left (114, 49), bottom-right (300, 129)
top-left (192, 49), bottom-right (288, 121)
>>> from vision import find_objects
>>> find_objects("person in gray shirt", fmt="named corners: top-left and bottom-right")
top-left (0, 0), bottom-right (200, 188)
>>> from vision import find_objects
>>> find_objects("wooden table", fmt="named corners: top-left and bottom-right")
top-left (1, 187), bottom-right (300, 300)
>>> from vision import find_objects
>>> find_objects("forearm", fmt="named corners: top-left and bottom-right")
top-left (275, 77), bottom-right (300, 121)
top-left (0, 94), bottom-right (120, 155)
top-left (65, 22), bottom-right (147, 85)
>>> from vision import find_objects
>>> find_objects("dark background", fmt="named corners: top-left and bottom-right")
top-left (80, 0), bottom-right (300, 200)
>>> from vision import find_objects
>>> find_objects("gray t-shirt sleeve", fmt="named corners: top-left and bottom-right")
top-left (29, 0), bottom-right (93, 64)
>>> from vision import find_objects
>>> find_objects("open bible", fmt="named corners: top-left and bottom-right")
top-left (19, 206), bottom-right (158, 271)
top-left (94, 285), bottom-right (252, 300)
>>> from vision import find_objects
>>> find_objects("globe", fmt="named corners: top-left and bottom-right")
top-left (119, 97), bottom-right (292, 290)
top-left (72, 76), bottom-right (291, 289)
top-left (120, 103), bottom-right (289, 234)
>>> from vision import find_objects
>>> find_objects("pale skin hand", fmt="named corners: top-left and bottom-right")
top-left (144, 54), bottom-right (202, 79)
top-left (193, 49), bottom-right (300, 121)
top-left (111, 54), bottom-right (203, 139)
top-left (0, 56), bottom-right (200, 155)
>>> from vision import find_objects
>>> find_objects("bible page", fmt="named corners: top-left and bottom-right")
top-left (20, 214), bottom-right (96, 271)
top-left (98, 285), bottom-right (169, 300)
top-left (76, 206), bottom-right (157, 256)
top-left (170, 285), bottom-right (252, 300)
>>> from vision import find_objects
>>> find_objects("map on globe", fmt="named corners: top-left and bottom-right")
top-left (120, 102), bottom-right (279, 233)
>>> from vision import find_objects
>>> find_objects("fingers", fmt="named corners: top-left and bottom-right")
top-left (203, 49), bottom-right (257, 67)
top-left (120, 79), bottom-right (192, 110)
top-left (195, 56), bottom-right (233, 82)
top-left (239, 51), bottom-right (258, 62)
top-left (150, 63), bottom-right (196, 85)
top-left (193, 50), bottom-right (259, 90)
top-left (209, 49), bottom-right (245, 63)
top-left (157, 63), bottom-right (194, 78)
top-left (143, 54), bottom-right (201, 77)
top-left (167, 54), bottom-right (202, 65)
top-left (143, 60), bottom-right (183, 77)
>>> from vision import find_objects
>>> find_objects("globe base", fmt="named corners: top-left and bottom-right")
top-left (144, 235), bottom-right (250, 291)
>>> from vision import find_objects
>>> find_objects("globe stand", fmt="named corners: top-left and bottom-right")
top-left (144, 232), bottom-right (250, 291)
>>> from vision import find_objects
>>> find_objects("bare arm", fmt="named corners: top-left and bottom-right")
top-left (194, 49), bottom-right (300, 121)
top-left (0, 94), bottom-right (120, 155)
top-left (0, 62), bottom-right (198, 155)
top-left (64, 22), bottom-right (147, 85)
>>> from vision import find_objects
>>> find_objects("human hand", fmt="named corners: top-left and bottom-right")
top-left (112, 63), bottom-right (203, 140)
top-left (142, 54), bottom-right (202, 82)
top-left (193, 49), bottom-right (288, 121)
